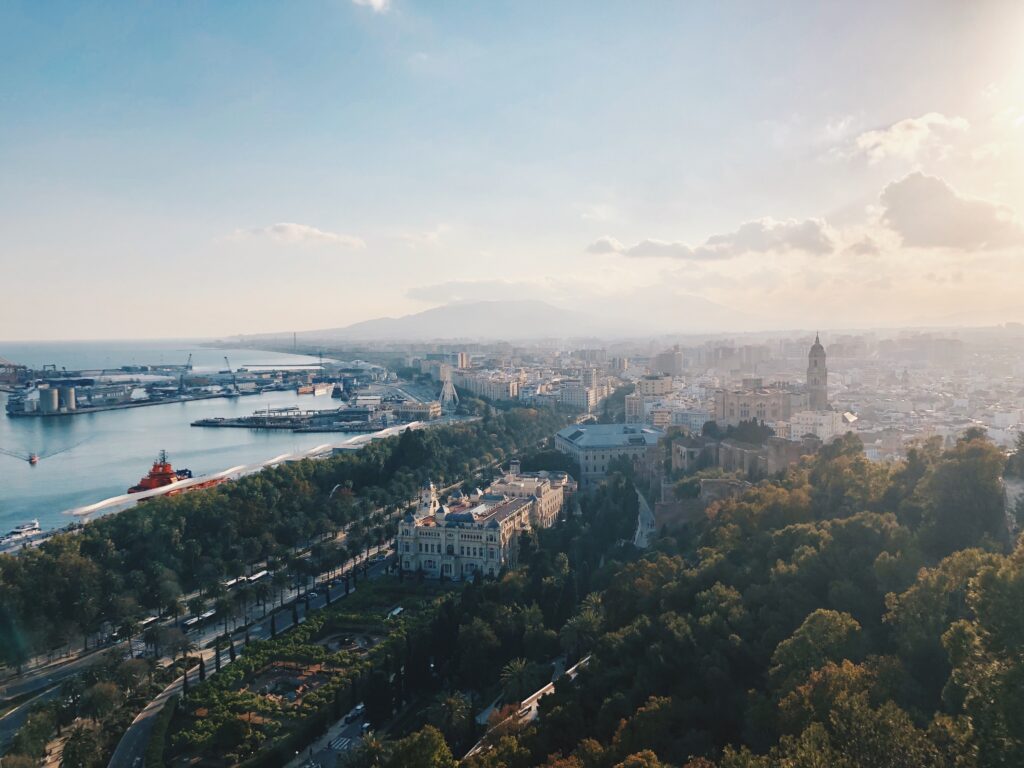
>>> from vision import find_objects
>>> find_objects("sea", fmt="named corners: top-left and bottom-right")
top-left (0, 340), bottom-right (364, 535)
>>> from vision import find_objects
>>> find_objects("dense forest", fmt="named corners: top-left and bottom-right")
top-left (341, 430), bottom-right (1022, 767)
top-left (0, 406), bottom-right (567, 666)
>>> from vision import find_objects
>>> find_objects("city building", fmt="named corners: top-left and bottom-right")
top-left (395, 400), bottom-right (443, 420)
top-left (807, 333), bottom-right (829, 410)
top-left (397, 466), bottom-right (574, 580)
top-left (787, 409), bottom-right (845, 442)
top-left (636, 374), bottom-right (674, 397)
top-left (714, 381), bottom-right (796, 426)
top-left (554, 423), bottom-right (665, 487)
top-left (625, 393), bottom-right (645, 424)
top-left (559, 381), bottom-right (598, 413)
top-left (652, 346), bottom-right (683, 376)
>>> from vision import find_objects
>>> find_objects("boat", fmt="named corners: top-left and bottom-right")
top-left (1, 519), bottom-right (41, 545)
top-left (127, 451), bottom-right (225, 496)
top-left (28, 453), bottom-right (38, 465)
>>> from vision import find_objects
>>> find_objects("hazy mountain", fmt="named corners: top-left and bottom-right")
top-left (254, 294), bottom-right (761, 342)
top-left (291, 300), bottom-right (609, 341)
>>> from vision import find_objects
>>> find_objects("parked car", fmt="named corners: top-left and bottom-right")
top-left (344, 703), bottom-right (365, 723)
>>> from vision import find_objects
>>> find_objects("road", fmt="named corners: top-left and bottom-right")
top-left (107, 557), bottom-right (392, 768)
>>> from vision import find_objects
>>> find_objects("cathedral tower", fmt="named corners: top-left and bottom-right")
top-left (807, 333), bottom-right (828, 410)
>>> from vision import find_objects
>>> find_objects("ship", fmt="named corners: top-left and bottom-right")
top-left (1, 519), bottom-right (42, 546)
top-left (127, 451), bottom-right (225, 496)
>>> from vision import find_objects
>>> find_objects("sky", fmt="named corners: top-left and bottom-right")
top-left (2, 0), bottom-right (1024, 340)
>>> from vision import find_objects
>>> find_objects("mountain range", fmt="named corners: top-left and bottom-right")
top-left (243, 295), bottom-right (759, 343)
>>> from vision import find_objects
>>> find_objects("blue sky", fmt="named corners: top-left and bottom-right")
top-left (2, 1), bottom-right (1024, 339)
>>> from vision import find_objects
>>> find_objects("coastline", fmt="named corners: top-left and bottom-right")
top-left (0, 420), bottom-right (428, 556)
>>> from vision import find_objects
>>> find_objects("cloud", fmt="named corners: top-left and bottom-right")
top-left (853, 112), bottom-right (969, 163)
top-left (352, 0), bottom-right (390, 12)
top-left (406, 279), bottom-right (549, 303)
top-left (228, 222), bottom-right (365, 247)
top-left (880, 172), bottom-right (1024, 250)
top-left (845, 236), bottom-right (881, 256)
top-left (590, 217), bottom-right (835, 260)
top-left (399, 224), bottom-right (450, 247)
top-left (586, 236), bottom-right (626, 255)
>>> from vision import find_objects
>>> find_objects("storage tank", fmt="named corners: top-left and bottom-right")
top-left (59, 386), bottom-right (77, 411)
top-left (39, 388), bottom-right (59, 414)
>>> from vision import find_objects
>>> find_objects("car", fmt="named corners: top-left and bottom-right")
top-left (344, 703), bottom-right (365, 723)
top-left (360, 722), bottom-right (372, 735)
top-left (307, 591), bottom-right (319, 599)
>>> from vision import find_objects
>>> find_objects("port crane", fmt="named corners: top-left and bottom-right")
top-left (179, 352), bottom-right (194, 393)
top-left (223, 356), bottom-right (240, 394)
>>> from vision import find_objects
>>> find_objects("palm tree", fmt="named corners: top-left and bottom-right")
top-left (345, 733), bottom-right (390, 767)
top-left (187, 596), bottom-right (206, 618)
top-left (499, 658), bottom-right (535, 702)
top-left (253, 581), bottom-right (271, 617)
top-left (272, 571), bottom-right (289, 606)
top-left (559, 607), bottom-right (603, 661)
top-left (426, 691), bottom-right (472, 746)
top-left (119, 617), bottom-right (140, 659)
top-left (215, 595), bottom-right (233, 635)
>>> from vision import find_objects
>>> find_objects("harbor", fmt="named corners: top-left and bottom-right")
top-left (0, 345), bottom-right (380, 535)
top-left (0, 419), bottom-right (429, 556)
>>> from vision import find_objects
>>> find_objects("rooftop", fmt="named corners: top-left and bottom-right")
top-left (556, 423), bottom-right (664, 449)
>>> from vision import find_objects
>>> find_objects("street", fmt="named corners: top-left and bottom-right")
top-left (106, 556), bottom-right (392, 768)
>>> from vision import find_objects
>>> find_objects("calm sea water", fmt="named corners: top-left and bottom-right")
top-left (0, 342), bottom-right (361, 534)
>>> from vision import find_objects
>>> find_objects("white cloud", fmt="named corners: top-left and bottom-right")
top-left (352, 0), bottom-right (390, 12)
top-left (586, 235), bottom-right (626, 255)
top-left (399, 224), bottom-right (450, 247)
top-left (229, 222), bottom-right (365, 248)
top-left (590, 217), bottom-right (835, 260)
top-left (880, 172), bottom-right (1024, 250)
top-left (406, 278), bottom-right (549, 303)
top-left (853, 112), bottom-right (969, 163)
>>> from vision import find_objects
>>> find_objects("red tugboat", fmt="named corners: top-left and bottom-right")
top-left (128, 451), bottom-right (225, 496)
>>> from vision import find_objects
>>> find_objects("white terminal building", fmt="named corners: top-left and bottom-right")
top-left (397, 462), bottom-right (574, 580)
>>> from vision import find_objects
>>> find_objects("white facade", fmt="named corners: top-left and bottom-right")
top-left (788, 410), bottom-right (845, 442)
top-left (397, 469), bottom-right (572, 580)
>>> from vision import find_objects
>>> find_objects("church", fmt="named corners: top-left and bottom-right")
top-left (807, 332), bottom-right (829, 411)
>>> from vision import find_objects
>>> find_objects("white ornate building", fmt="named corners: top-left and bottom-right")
top-left (397, 465), bottom-right (574, 580)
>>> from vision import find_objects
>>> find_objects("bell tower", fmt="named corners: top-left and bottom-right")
top-left (807, 333), bottom-right (828, 410)
top-left (417, 480), bottom-right (440, 518)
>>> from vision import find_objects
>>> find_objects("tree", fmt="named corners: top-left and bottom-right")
top-left (385, 726), bottom-right (457, 768)
top-left (457, 618), bottom-right (501, 688)
top-left (426, 691), bottom-right (473, 749)
top-left (62, 725), bottom-right (104, 768)
top-left (918, 434), bottom-right (1008, 557)
top-left (365, 669), bottom-right (394, 728)
top-left (560, 606), bottom-right (603, 661)
top-left (500, 658), bottom-right (544, 703)
top-left (769, 610), bottom-right (863, 694)
top-left (79, 681), bottom-right (122, 722)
